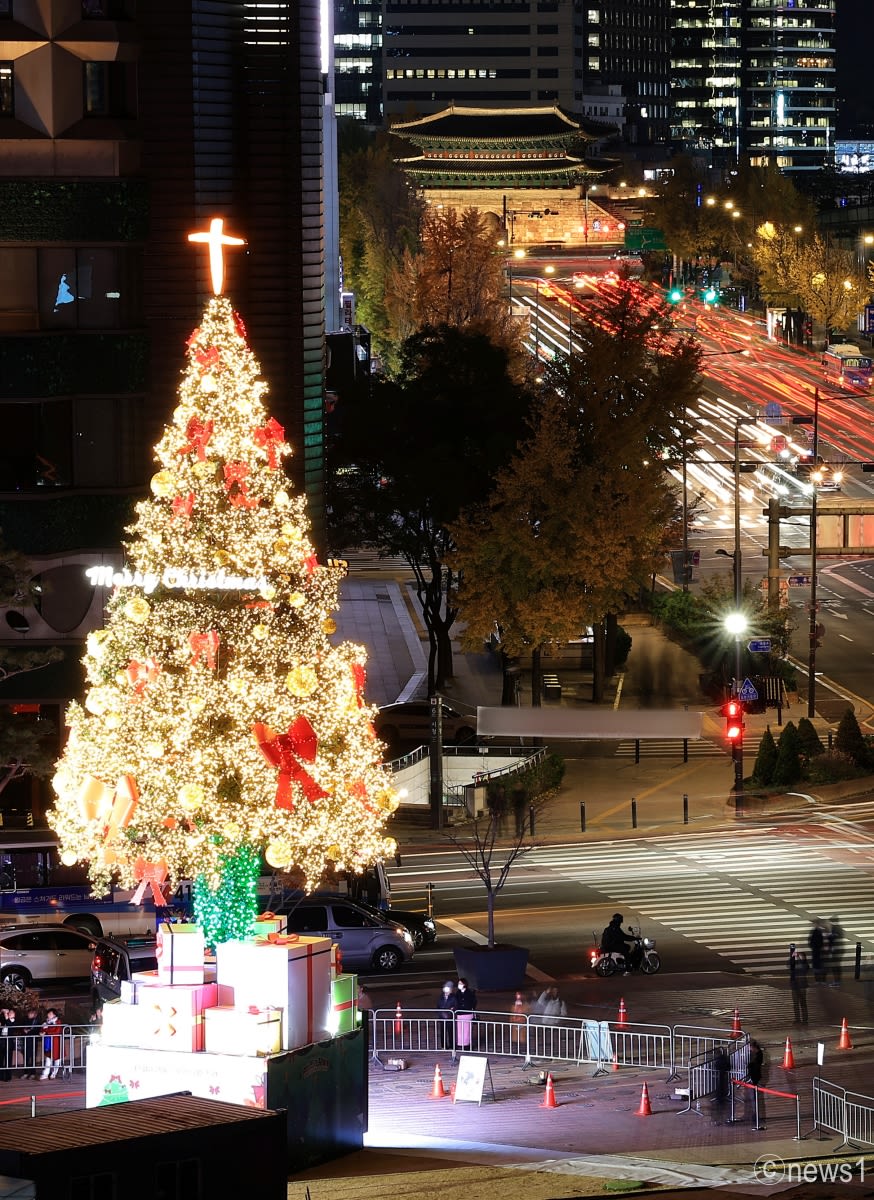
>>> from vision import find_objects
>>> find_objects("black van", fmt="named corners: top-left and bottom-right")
top-left (91, 935), bottom-right (159, 1008)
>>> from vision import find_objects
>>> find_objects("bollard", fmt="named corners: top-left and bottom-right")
top-left (856, 941), bottom-right (862, 981)
top-left (580, 801), bottom-right (586, 833)
top-left (529, 804), bottom-right (536, 836)
top-left (426, 881), bottom-right (434, 918)
top-left (683, 793), bottom-right (689, 824)
top-left (30, 1095), bottom-right (35, 1118)
top-left (683, 738), bottom-right (688, 764)
top-left (634, 739), bottom-right (640, 765)
top-left (631, 797), bottom-right (638, 829)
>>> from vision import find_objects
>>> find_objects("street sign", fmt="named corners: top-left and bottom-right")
top-left (738, 678), bottom-right (759, 703)
top-left (747, 639), bottom-right (772, 653)
top-left (788, 576), bottom-right (811, 586)
top-left (864, 304), bottom-right (874, 336)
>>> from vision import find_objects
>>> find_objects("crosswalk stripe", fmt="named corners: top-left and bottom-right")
top-left (615, 738), bottom-right (727, 759)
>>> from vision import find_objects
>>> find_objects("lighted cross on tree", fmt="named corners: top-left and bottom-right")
top-left (49, 222), bottom-right (399, 946)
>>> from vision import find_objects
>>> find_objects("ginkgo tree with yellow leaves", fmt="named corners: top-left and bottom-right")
top-left (49, 225), bottom-right (398, 945)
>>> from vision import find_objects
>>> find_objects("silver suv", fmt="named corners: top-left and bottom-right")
top-left (0, 923), bottom-right (97, 989)
top-left (276, 895), bottom-right (414, 972)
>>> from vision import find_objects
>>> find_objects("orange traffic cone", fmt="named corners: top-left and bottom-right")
top-left (838, 1018), bottom-right (853, 1050)
top-left (617, 997), bottom-right (628, 1027)
top-left (430, 1064), bottom-right (447, 1099)
top-left (637, 1082), bottom-right (652, 1116)
top-left (394, 1002), bottom-right (402, 1036)
top-left (540, 1072), bottom-right (559, 1109)
top-left (730, 1007), bottom-right (742, 1039)
top-left (781, 1036), bottom-right (795, 1069)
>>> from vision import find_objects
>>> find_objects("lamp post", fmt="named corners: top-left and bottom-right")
top-left (724, 610), bottom-right (748, 800)
top-left (507, 247), bottom-right (526, 312)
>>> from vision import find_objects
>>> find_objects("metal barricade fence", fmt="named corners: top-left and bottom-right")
top-left (844, 1089), bottom-right (874, 1149)
top-left (813, 1077), bottom-right (847, 1145)
top-left (678, 1038), bottom-right (750, 1116)
top-left (672, 1025), bottom-right (748, 1078)
top-left (0, 1028), bottom-right (92, 1078)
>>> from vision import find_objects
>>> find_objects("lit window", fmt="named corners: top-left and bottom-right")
top-left (0, 63), bottom-right (11, 115)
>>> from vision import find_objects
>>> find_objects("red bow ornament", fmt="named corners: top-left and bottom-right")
top-left (195, 345), bottom-right (220, 371)
top-left (189, 630), bottom-right (220, 670)
top-left (252, 717), bottom-right (328, 810)
top-left (172, 492), bottom-right (195, 528)
top-left (131, 858), bottom-right (169, 906)
top-left (351, 663), bottom-right (366, 707)
top-left (302, 554), bottom-right (319, 576)
top-left (177, 417), bottom-right (214, 461)
top-left (252, 417), bottom-right (286, 470)
top-left (126, 657), bottom-right (161, 697)
top-left (223, 461), bottom-right (259, 509)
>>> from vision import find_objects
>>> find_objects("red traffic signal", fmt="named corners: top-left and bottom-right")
top-left (721, 699), bottom-right (744, 741)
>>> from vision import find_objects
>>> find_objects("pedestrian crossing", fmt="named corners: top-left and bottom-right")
top-left (531, 828), bottom-right (874, 976)
top-left (615, 738), bottom-right (728, 760)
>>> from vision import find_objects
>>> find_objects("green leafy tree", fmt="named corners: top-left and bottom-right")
top-left (835, 708), bottom-right (868, 767)
top-left (754, 228), bottom-right (867, 344)
top-left (796, 716), bottom-right (824, 762)
top-left (772, 721), bottom-right (802, 787)
top-left (327, 324), bottom-right (535, 692)
top-left (751, 727), bottom-right (778, 786)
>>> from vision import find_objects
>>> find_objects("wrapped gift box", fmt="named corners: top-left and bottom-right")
top-left (100, 999), bottom-right (148, 1047)
top-left (157, 922), bottom-right (205, 985)
top-left (216, 935), bottom-right (331, 1050)
top-left (330, 972), bottom-right (358, 1034)
top-left (120, 979), bottom-right (150, 1004)
top-left (131, 969), bottom-right (159, 985)
top-left (136, 981), bottom-right (218, 1052)
top-left (250, 913), bottom-right (285, 938)
top-left (204, 1005), bottom-right (283, 1057)
top-left (330, 943), bottom-right (342, 978)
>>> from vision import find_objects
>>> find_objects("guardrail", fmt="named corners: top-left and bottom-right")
top-left (0, 1026), bottom-right (91, 1079)
top-left (370, 1009), bottom-right (744, 1075)
top-left (734, 1078), bottom-right (803, 1140)
top-left (677, 1038), bottom-right (750, 1116)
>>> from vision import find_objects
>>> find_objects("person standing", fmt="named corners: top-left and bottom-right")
top-left (455, 978), bottom-right (476, 1050)
top-left (808, 920), bottom-right (826, 983)
top-left (435, 980), bottom-right (457, 1050)
top-left (20, 1008), bottom-right (41, 1079)
top-left (0, 1009), bottom-right (14, 1082)
top-left (789, 948), bottom-right (809, 1024)
top-left (747, 1040), bottom-right (766, 1129)
top-left (711, 1046), bottom-right (731, 1124)
top-left (40, 1009), bottom-right (62, 1080)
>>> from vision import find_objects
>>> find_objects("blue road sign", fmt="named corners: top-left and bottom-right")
top-left (738, 678), bottom-right (759, 703)
top-left (747, 639), bottom-right (772, 653)
top-left (865, 304), bottom-right (874, 336)
top-left (788, 576), bottom-right (811, 586)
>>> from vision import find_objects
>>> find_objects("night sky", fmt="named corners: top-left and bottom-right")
top-left (837, 0), bottom-right (874, 136)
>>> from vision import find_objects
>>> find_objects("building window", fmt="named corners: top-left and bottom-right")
top-left (83, 61), bottom-right (135, 117)
top-left (0, 63), bottom-right (12, 116)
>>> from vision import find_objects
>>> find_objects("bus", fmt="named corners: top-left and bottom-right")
top-left (0, 829), bottom-right (174, 939)
top-left (821, 343), bottom-right (873, 390)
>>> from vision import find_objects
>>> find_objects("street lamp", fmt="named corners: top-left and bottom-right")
top-left (508, 247), bottom-right (526, 312)
top-left (724, 610), bottom-right (748, 800)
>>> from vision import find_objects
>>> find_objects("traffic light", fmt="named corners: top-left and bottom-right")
top-left (721, 698), bottom-right (744, 742)
top-left (701, 286), bottom-right (719, 305)
top-left (667, 286), bottom-right (683, 304)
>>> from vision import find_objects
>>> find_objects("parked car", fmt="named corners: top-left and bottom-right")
top-left (267, 895), bottom-right (415, 972)
top-left (0, 923), bottom-right (98, 990)
top-left (373, 700), bottom-right (476, 754)
top-left (91, 935), bottom-right (160, 1007)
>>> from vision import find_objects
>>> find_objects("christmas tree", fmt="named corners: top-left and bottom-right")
top-left (49, 220), bottom-right (399, 945)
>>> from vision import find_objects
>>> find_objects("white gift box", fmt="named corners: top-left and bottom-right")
top-left (203, 1005), bottom-right (283, 1057)
top-left (156, 922), bottom-right (205, 985)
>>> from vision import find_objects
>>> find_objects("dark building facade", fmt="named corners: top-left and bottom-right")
top-left (335, 0), bottom-right (383, 123)
top-left (0, 2), bottom-right (326, 718)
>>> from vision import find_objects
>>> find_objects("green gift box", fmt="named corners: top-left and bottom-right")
top-left (330, 972), bottom-right (357, 1034)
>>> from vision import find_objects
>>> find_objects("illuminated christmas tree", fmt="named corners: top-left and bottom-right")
top-left (49, 220), bottom-right (399, 945)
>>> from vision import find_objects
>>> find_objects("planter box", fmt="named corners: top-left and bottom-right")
top-left (453, 944), bottom-right (529, 991)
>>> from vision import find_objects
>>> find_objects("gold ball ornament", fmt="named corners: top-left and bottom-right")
top-left (150, 469), bottom-right (176, 497)
top-left (188, 696), bottom-right (206, 716)
top-left (124, 596), bottom-right (151, 624)
top-left (145, 740), bottom-right (164, 759)
top-left (264, 840), bottom-right (292, 869)
top-left (227, 677), bottom-right (246, 696)
top-left (285, 664), bottom-right (318, 697)
top-left (273, 539), bottom-right (291, 558)
top-left (104, 712), bottom-right (122, 730)
top-left (115, 671), bottom-right (128, 687)
top-left (193, 460), bottom-right (219, 480)
top-left (213, 549), bottom-right (232, 567)
top-left (280, 523), bottom-right (302, 542)
top-left (288, 592), bottom-right (306, 609)
top-left (60, 849), bottom-right (79, 868)
top-left (321, 617), bottom-right (337, 635)
top-left (222, 822), bottom-right (241, 841)
top-left (52, 769), bottom-right (73, 797)
top-left (273, 490), bottom-right (290, 509)
top-left (178, 782), bottom-right (205, 812)
top-left (385, 838), bottom-right (398, 858)
top-left (252, 624), bottom-right (269, 641)
top-left (200, 373), bottom-right (218, 393)
top-left (86, 629), bottom-right (109, 658)
top-left (326, 844), bottom-right (342, 861)
top-left (85, 687), bottom-right (112, 716)
top-left (260, 584), bottom-right (277, 602)
top-left (375, 790), bottom-right (400, 814)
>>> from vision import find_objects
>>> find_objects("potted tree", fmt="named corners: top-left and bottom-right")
top-left (449, 755), bottom-right (563, 990)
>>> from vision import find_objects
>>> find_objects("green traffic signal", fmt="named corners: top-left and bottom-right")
top-left (702, 287), bottom-right (718, 304)
top-left (667, 287), bottom-right (683, 304)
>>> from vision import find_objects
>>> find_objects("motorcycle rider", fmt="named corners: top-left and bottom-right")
top-left (601, 914), bottom-right (640, 970)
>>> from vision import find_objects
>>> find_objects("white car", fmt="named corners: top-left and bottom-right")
top-left (0, 923), bottom-right (97, 990)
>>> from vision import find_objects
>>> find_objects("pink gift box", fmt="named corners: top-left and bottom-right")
top-left (157, 922), bottom-right (205, 985)
top-left (137, 981), bottom-right (217, 1052)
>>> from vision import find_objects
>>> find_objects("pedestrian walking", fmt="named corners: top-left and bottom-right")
top-left (711, 1045), bottom-right (731, 1124)
top-left (20, 1008), bottom-right (41, 1079)
top-left (789, 947), bottom-right (809, 1024)
top-left (435, 980), bottom-right (457, 1049)
top-left (808, 920), bottom-right (826, 983)
top-left (532, 986), bottom-right (567, 1023)
top-left (455, 978), bottom-right (476, 1050)
top-left (747, 1039), bottom-right (766, 1129)
top-left (827, 917), bottom-right (844, 986)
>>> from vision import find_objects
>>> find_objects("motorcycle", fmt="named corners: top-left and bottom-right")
top-left (589, 929), bottom-right (660, 976)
